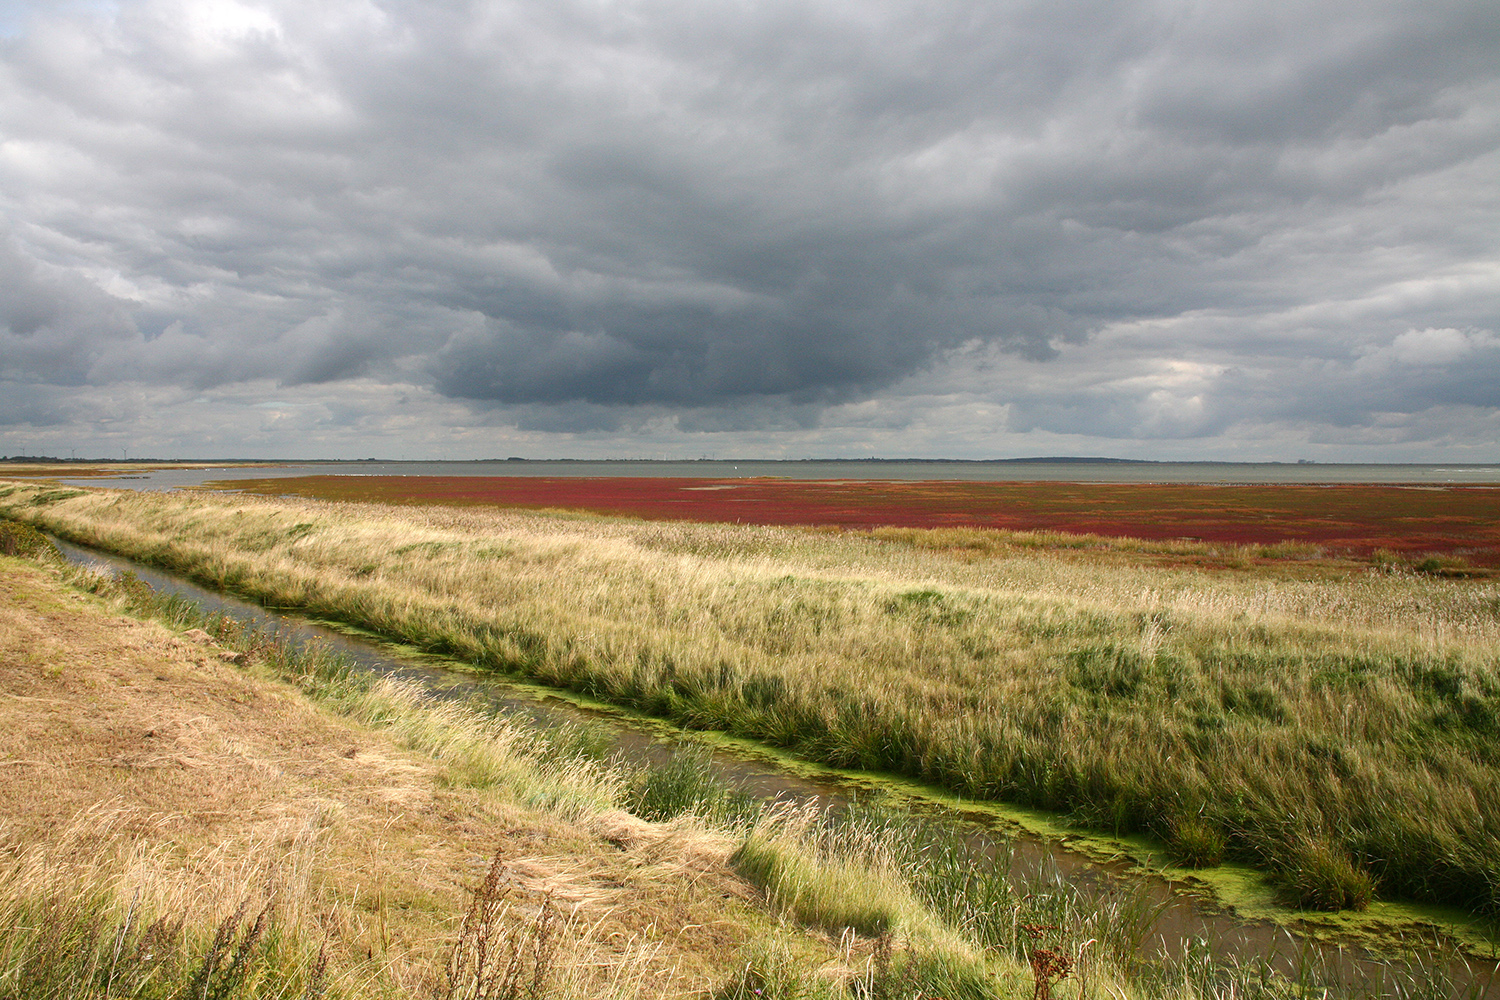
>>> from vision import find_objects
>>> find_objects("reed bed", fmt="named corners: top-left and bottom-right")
top-left (3, 482), bottom-right (1498, 919)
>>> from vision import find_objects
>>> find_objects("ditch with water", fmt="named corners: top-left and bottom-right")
top-left (51, 537), bottom-right (1500, 998)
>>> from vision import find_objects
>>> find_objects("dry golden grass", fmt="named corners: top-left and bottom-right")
top-left (0, 556), bottom-right (776, 997)
top-left (3, 481), bottom-right (1498, 917)
top-left (2, 521), bottom-right (1488, 998)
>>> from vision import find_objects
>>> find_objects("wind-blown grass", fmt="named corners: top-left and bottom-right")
top-left (4, 482), bottom-right (1498, 917)
top-left (0, 808), bottom-right (334, 1000)
top-left (7, 543), bottom-right (1487, 998)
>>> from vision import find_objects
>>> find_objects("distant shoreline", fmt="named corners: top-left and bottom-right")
top-left (6, 454), bottom-right (1500, 467)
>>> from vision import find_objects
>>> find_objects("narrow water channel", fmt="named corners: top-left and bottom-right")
top-left (52, 537), bottom-right (1499, 998)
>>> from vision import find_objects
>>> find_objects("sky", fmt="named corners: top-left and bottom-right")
top-left (1, 0), bottom-right (1497, 462)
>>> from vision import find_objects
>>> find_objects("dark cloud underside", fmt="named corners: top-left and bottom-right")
top-left (0, 0), bottom-right (1496, 454)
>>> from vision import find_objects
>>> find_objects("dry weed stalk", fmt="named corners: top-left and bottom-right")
top-left (187, 897), bottom-right (275, 1000)
top-left (1022, 923), bottom-right (1073, 1000)
top-left (439, 845), bottom-right (560, 1000)
top-left (867, 930), bottom-right (894, 1000)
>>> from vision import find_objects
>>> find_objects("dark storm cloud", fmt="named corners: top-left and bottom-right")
top-left (0, 0), bottom-right (1497, 452)
top-left (0, 235), bottom-right (138, 385)
top-left (0, 381), bottom-right (81, 428)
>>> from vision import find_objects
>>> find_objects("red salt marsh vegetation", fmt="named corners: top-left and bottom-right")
top-left (207, 475), bottom-right (1500, 567)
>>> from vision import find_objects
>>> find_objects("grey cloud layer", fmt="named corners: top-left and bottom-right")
top-left (1, 0), bottom-right (1497, 450)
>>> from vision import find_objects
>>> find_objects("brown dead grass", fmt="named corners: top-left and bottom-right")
top-left (0, 556), bottom-right (772, 996)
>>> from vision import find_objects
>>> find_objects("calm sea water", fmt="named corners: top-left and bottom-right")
top-left (55, 458), bottom-right (1500, 491)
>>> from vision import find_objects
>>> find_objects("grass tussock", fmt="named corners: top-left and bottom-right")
top-left (4, 483), bottom-right (1499, 918)
top-left (732, 810), bottom-right (915, 939)
top-left (1167, 816), bottom-right (1228, 869)
top-left (1270, 836), bottom-right (1379, 912)
top-left (626, 748), bottom-right (761, 827)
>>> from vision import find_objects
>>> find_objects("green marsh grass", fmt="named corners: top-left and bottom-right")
top-left (626, 747), bottom-right (761, 827)
top-left (5, 484), bottom-right (1499, 918)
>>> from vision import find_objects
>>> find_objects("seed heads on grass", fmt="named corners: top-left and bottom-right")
top-left (303, 939), bottom-right (329, 1000)
top-left (189, 898), bottom-right (275, 1000)
top-left (0, 882), bottom-right (289, 1000)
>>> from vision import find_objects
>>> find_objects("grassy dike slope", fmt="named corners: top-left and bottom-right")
top-left (0, 554), bottom-right (793, 998)
top-left (3, 482), bottom-right (1499, 921)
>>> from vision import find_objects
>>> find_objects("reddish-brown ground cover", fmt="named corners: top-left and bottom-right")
top-left (207, 476), bottom-right (1500, 565)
